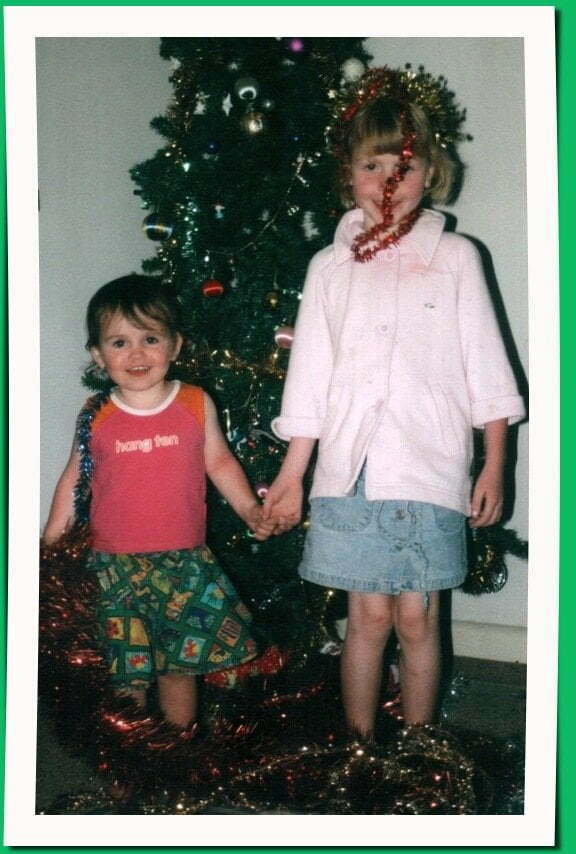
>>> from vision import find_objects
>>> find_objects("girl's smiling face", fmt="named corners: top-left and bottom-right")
top-left (350, 143), bottom-right (433, 230)
top-left (91, 311), bottom-right (182, 408)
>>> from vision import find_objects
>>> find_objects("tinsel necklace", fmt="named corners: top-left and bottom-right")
top-left (351, 130), bottom-right (422, 264)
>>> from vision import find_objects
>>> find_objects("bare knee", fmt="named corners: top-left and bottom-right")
top-left (394, 594), bottom-right (438, 646)
top-left (347, 593), bottom-right (395, 643)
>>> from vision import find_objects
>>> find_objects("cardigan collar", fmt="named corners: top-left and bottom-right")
top-left (332, 207), bottom-right (446, 267)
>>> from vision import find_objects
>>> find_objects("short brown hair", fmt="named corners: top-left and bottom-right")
top-left (337, 98), bottom-right (461, 207)
top-left (86, 275), bottom-right (184, 349)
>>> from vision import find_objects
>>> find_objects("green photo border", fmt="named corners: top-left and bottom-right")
top-left (1, 1), bottom-right (571, 849)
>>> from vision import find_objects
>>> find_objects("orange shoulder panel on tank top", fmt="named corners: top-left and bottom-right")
top-left (89, 397), bottom-right (118, 433)
top-left (177, 384), bottom-right (205, 430)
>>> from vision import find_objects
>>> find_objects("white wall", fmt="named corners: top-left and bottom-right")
top-left (38, 37), bottom-right (173, 517)
top-left (38, 37), bottom-right (528, 661)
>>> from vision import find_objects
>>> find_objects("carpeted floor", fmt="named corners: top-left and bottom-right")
top-left (35, 656), bottom-right (526, 814)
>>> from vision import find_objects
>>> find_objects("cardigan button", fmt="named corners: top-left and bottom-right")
top-left (385, 249), bottom-right (395, 260)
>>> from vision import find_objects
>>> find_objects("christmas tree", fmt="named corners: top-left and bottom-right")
top-left (124, 37), bottom-right (372, 660)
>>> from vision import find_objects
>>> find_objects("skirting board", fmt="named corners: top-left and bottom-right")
top-left (334, 619), bottom-right (527, 664)
top-left (452, 620), bottom-right (527, 664)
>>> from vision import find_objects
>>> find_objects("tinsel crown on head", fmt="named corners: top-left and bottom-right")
top-left (327, 64), bottom-right (470, 156)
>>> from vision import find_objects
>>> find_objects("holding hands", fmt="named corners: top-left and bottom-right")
top-left (261, 475), bottom-right (304, 535)
top-left (243, 476), bottom-right (303, 541)
top-left (244, 502), bottom-right (279, 541)
top-left (260, 436), bottom-right (316, 536)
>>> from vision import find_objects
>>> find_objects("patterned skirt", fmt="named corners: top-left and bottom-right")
top-left (88, 545), bottom-right (257, 688)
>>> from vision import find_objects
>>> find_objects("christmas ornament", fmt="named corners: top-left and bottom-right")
top-left (274, 326), bottom-right (294, 349)
top-left (261, 98), bottom-right (275, 112)
top-left (142, 214), bottom-right (173, 241)
top-left (202, 279), bottom-right (225, 298)
top-left (462, 526), bottom-right (527, 595)
top-left (287, 38), bottom-right (305, 53)
top-left (255, 482), bottom-right (269, 499)
top-left (264, 291), bottom-right (279, 310)
top-left (234, 76), bottom-right (260, 101)
top-left (221, 93), bottom-right (233, 116)
top-left (204, 140), bottom-right (220, 155)
top-left (341, 57), bottom-right (365, 82)
top-left (193, 91), bottom-right (208, 115)
top-left (240, 111), bottom-right (266, 135)
top-left (213, 204), bottom-right (225, 220)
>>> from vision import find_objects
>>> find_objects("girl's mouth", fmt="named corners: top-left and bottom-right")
top-left (127, 366), bottom-right (150, 375)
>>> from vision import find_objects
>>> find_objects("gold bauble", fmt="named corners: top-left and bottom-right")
top-left (241, 111), bottom-right (266, 135)
top-left (264, 290), bottom-right (279, 309)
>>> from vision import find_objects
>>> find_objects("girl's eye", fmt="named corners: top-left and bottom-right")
top-left (145, 336), bottom-right (159, 345)
top-left (111, 340), bottom-right (125, 348)
top-left (364, 162), bottom-right (376, 171)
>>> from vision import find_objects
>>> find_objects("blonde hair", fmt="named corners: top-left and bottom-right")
top-left (337, 99), bottom-right (461, 208)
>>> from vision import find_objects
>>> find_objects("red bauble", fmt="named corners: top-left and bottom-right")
top-left (202, 278), bottom-right (224, 298)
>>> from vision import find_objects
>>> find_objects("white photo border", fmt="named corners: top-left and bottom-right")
top-left (4, 5), bottom-right (558, 847)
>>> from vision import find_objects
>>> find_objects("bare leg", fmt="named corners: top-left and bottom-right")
top-left (158, 673), bottom-right (198, 728)
top-left (394, 591), bottom-right (440, 724)
top-left (340, 592), bottom-right (395, 738)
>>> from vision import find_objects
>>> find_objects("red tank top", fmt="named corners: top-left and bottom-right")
top-left (89, 382), bottom-right (206, 553)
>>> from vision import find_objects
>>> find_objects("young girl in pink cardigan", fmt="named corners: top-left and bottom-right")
top-left (263, 67), bottom-right (525, 737)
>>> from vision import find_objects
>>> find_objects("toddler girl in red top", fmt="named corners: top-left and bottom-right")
top-left (43, 275), bottom-right (273, 733)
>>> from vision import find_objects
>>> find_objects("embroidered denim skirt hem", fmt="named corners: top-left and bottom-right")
top-left (298, 471), bottom-right (467, 595)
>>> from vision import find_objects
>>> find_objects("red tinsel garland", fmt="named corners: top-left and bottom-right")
top-left (38, 529), bottom-right (523, 815)
top-left (351, 130), bottom-right (421, 263)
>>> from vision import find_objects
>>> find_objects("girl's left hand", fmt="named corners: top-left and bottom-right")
top-left (245, 503), bottom-right (277, 541)
top-left (469, 467), bottom-right (504, 527)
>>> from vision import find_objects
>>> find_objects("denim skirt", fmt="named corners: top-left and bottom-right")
top-left (299, 470), bottom-right (467, 595)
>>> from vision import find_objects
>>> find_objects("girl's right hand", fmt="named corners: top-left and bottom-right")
top-left (262, 477), bottom-right (303, 534)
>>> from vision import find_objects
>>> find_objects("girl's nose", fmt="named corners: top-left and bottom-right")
top-left (380, 165), bottom-right (395, 184)
top-left (376, 169), bottom-right (390, 187)
top-left (130, 342), bottom-right (145, 358)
